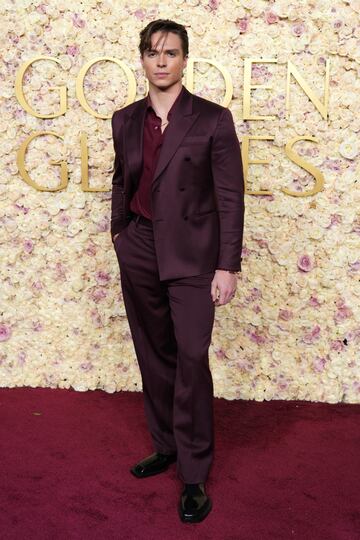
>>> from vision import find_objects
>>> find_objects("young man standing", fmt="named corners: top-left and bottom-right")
top-left (111, 19), bottom-right (245, 523)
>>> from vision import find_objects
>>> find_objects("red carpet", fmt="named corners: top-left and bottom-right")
top-left (0, 388), bottom-right (359, 540)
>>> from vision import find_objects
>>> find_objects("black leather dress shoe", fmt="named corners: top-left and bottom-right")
top-left (178, 483), bottom-right (212, 523)
top-left (130, 452), bottom-right (177, 478)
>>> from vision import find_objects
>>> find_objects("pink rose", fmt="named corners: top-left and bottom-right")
top-left (90, 309), bottom-right (102, 328)
top-left (349, 261), bottom-right (360, 272)
top-left (265, 10), bottom-right (279, 24)
top-left (95, 270), bottom-right (110, 286)
top-left (32, 321), bottom-right (43, 332)
top-left (330, 340), bottom-right (344, 352)
top-left (55, 262), bottom-right (67, 280)
top-left (308, 295), bottom-right (321, 308)
top-left (17, 351), bottom-right (27, 366)
top-left (0, 324), bottom-right (12, 342)
top-left (66, 44), bottom-right (79, 57)
top-left (58, 212), bottom-right (71, 226)
top-left (236, 17), bottom-right (249, 33)
top-left (291, 22), bottom-right (306, 37)
top-left (85, 243), bottom-right (97, 257)
top-left (72, 13), bottom-right (86, 28)
top-left (347, 327), bottom-right (360, 343)
top-left (14, 203), bottom-right (29, 214)
top-left (96, 217), bottom-right (109, 233)
top-left (302, 325), bottom-right (321, 344)
top-left (279, 309), bottom-right (293, 321)
top-left (245, 288), bottom-right (262, 304)
top-left (134, 9), bottom-right (146, 20)
top-left (257, 239), bottom-right (268, 248)
top-left (312, 355), bottom-right (327, 372)
top-left (215, 348), bottom-right (226, 360)
top-left (334, 305), bottom-right (352, 323)
top-left (24, 239), bottom-right (34, 254)
top-left (91, 288), bottom-right (107, 303)
top-left (248, 330), bottom-right (266, 344)
top-left (325, 213), bottom-right (342, 228)
top-left (208, 0), bottom-right (220, 10)
top-left (351, 218), bottom-right (360, 235)
top-left (36, 4), bottom-right (47, 13)
top-left (297, 254), bottom-right (314, 272)
top-left (80, 362), bottom-right (93, 372)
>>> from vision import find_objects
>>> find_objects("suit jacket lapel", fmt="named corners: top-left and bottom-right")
top-left (123, 86), bottom-right (199, 192)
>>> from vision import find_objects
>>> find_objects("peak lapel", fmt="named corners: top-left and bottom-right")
top-left (152, 87), bottom-right (199, 189)
top-left (123, 87), bottom-right (199, 192)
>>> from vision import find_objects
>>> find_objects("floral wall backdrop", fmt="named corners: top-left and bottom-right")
top-left (1, 0), bottom-right (359, 403)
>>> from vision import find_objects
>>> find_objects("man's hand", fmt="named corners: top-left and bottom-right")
top-left (211, 270), bottom-right (237, 306)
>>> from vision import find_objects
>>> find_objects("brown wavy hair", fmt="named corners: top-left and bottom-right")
top-left (139, 19), bottom-right (189, 58)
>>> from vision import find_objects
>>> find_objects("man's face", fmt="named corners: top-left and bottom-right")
top-left (140, 31), bottom-right (187, 90)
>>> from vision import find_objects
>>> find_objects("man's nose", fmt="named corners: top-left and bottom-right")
top-left (157, 54), bottom-right (167, 67)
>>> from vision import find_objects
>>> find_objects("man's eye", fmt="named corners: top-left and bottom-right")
top-left (147, 52), bottom-right (175, 57)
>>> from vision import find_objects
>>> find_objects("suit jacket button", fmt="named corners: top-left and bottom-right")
top-left (184, 156), bottom-right (191, 161)
top-left (184, 216), bottom-right (188, 220)
top-left (179, 187), bottom-right (185, 191)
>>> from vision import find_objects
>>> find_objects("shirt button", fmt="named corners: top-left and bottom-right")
top-left (154, 126), bottom-right (158, 130)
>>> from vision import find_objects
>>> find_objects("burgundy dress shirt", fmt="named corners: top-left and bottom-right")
top-left (129, 86), bottom-right (184, 219)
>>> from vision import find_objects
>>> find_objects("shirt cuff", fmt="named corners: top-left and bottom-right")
top-left (216, 268), bottom-right (241, 273)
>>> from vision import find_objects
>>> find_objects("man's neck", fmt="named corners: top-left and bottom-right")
top-left (147, 82), bottom-right (183, 117)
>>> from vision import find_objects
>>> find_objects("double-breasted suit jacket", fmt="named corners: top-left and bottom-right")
top-left (110, 85), bottom-right (245, 281)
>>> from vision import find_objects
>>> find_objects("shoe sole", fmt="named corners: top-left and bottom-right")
top-left (178, 498), bottom-right (212, 523)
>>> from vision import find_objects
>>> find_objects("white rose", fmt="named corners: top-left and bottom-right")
top-left (339, 139), bottom-right (359, 159)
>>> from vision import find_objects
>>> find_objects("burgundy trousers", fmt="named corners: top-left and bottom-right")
top-left (114, 214), bottom-right (216, 483)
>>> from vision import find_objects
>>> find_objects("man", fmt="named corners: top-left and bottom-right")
top-left (110, 19), bottom-right (245, 523)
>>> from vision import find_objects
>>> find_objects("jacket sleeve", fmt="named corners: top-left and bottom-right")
top-left (110, 110), bottom-right (127, 242)
top-left (211, 107), bottom-right (245, 272)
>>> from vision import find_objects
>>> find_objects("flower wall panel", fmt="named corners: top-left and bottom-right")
top-left (1, 0), bottom-right (359, 402)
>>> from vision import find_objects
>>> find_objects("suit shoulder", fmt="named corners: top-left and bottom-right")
top-left (192, 93), bottom-right (228, 118)
top-left (112, 97), bottom-right (146, 121)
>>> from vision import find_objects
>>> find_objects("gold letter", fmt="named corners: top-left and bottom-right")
top-left (80, 132), bottom-right (108, 192)
top-left (17, 131), bottom-right (68, 191)
top-left (282, 136), bottom-right (324, 197)
top-left (286, 60), bottom-right (330, 120)
top-left (15, 57), bottom-right (67, 118)
top-left (243, 58), bottom-right (277, 121)
top-left (185, 58), bottom-right (233, 107)
top-left (242, 135), bottom-right (275, 195)
top-left (76, 57), bottom-right (136, 119)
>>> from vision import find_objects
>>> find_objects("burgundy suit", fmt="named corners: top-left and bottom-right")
top-left (111, 85), bottom-right (245, 483)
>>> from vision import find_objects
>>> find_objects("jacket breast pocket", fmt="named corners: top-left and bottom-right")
top-left (193, 208), bottom-right (217, 218)
top-left (179, 136), bottom-right (209, 147)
